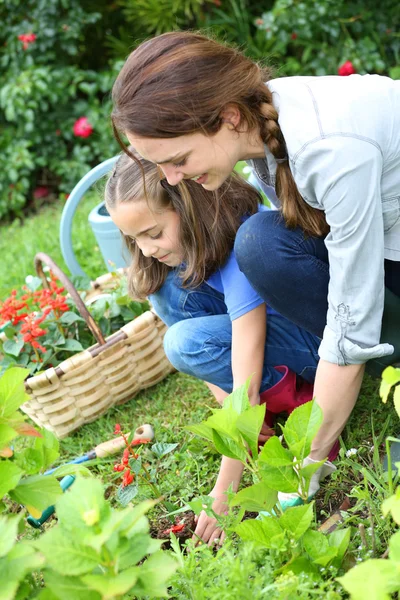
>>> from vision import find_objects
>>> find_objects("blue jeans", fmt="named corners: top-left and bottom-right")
top-left (150, 271), bottom-right (320, 394)
top-left (234, 210), bottom-right (400, 338)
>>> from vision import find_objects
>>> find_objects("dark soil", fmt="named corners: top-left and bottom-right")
top-left (150, 510), bottom-right (196, 548)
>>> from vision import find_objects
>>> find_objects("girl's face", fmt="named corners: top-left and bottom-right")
top-left (126, 126), bottom-right (244, 192)
top-left (109, 199), bottom-right (182, 267)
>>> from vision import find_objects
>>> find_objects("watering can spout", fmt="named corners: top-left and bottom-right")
top-left (60, 156), bottom-right (129, 277)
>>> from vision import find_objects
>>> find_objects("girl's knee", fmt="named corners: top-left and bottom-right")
top-left (163, 321), bottom-right (194, 370)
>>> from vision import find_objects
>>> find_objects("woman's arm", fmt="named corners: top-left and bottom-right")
top-left (310, 360), bottom-right (365, 460)
top-left (194, 304), bottom-right (267, 545)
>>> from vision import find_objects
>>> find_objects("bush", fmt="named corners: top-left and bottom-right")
top-left (0, 0), bottom-right (119, 219)
top-left (254, 0), bottom-right (400, 76)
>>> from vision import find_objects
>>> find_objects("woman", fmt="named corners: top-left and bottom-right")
top-left (111, 31), bottom-right (400, 505)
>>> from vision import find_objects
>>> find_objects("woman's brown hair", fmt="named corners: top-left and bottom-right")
top-left (105, 150), bottom-right (261, 299)
top-left (112, 31), bottom-right (328, 237)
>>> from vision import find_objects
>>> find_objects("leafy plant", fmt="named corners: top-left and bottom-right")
top-left (255, 0), bottom-right (400, 76)
top-left (186, 381), bottom-right (351, 573)
top-left (0, 271), bottom-right (148, 376)
top-left (0, 367), bottom-right (179, 600)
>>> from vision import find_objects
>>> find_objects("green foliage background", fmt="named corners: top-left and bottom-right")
top-left (0, 0), bottom-right (399, 220)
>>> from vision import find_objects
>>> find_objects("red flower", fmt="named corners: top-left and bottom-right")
top-left (255, 18), bottom-right (264, 26)
top-left (114, 423), bottom-right (122, 435)
top-left (131, 438), bottom-right (151, 446)
top-left (122, 469), bottom-right (134, 487)
top-left (338, 61), bottom-right (356, 76)
top-left (33, 186), bottom-right (49, 199)
top-left (73, 117), bottom-right (93, 138)
top-left (162, 523), bottom-right (185, 535)
top-left (18, 33), bottom-right (36, 50)
top-left (113, 463), bottom-right (124, 472)
top-left (291, 32), bottom-right (298, 40)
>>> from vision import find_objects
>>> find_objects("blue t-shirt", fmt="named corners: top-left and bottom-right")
top-left (206, 204), bottom-right (275, 321)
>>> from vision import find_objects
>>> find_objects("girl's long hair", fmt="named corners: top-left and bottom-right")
top-left (112, 31), bottom-right (328, 237)
top-left (105, 150), bottom-right (261, 299)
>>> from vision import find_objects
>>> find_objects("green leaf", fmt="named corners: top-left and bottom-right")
top-left (35, 526), bottom-right (100, 576)
top-left (282, 400), bottom-right (322, 460)
top-left (59, 311), bottom-right (85, 325)
top-left (0, 423), bottom-right (19, 451)
top-left (130, 551), bottom-right (178, 597)
top-left (389, 530), bottom-right (400, 561)
top-left (223, 380), bottom-right (251, 414)
top-left (34, 428), bottom-right (59, 471)
top-left (82, 567), bottom-right (140, 599)
top-left (0, 461), bottom-right (23, 498)
top-left (259, 436), bottom-right (294, 466)
top-left (25, 277), bottom-right (42, 292)
top-left (118, 534), bottom-right (161, 570)
top-left (236, 404), bottom-right (265, 457)
top-left (337, 559), bottom-right (400, 600)
top-left (303, 528), bottom-right (337, 566)
top-left (212, 430), bottom-right (248, 462)
top-left (329, 527), bottom-right (351, 566)
top-left (389, 66), bottom-right (400, 80)
top-left (0, 515), bottom-right (22, 557)
top-left (393, 386), bottom-right (400, 420)
top-left (279, 502), bottom-right (314, 541)
top-left (235, 516), bottom-right (283, 548)
top-left (55, 477), bottom-right (108, 532)
top-left (259, 461), bottom-right (299, 493)
top-left (14, 448), bottom-right (43, 475)
top-left (380, 366), bottom-right (400, 403)
top-left (117, 483), bottom-right (139, 506)
top-left (302, 528), bottom-right (329, 559)
top-left (10, 474), bottom-right (63, 514)
top-left (382, 488), bottom-right (400, 524)
top-left (0, 542), bottom-right (45, 600)
top-left (185, 422), bottom-right (214, 442)
top-left (150, 442), bottom-right (179, 458)
top-left (60, 339), bottom-right (84, 352)
top-left (2, 340), bottom-right (24, 358)
top-left (0, 367), bottom-right (30, 418)
top-left (206, 406), bottom-right (240, 439)
top-left (230, 482), bottom-right (277, 513)
top-left (44, 571), bottom-right (101, 600)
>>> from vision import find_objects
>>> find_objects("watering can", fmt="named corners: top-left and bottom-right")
top-left (60, 156), bottom-right (129, 277)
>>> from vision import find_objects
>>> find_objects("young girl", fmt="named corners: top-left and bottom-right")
top-left (105, 150), bottom-right (333, 545)
top-left (111, 31), bottom-right (400, 505)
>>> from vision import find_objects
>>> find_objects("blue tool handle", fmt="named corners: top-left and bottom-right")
top-left (44, 451), bottom-right (95, 475)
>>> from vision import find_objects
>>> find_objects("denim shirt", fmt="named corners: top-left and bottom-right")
top-left (247, 74), bottom-right (400, 366)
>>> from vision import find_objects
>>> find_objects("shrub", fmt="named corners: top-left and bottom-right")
top-left (0, 0), bottom-right (119, 219)
top-left (254, 0), bottom-right (400, 76)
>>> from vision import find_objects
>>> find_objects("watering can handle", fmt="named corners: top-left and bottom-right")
top-left (59, 156), bottom-right (119, 277)
top-left (34, 252), bottom-right (106, 345)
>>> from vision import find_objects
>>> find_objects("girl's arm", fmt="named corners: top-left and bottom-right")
top-left (194, 304), bottom-right (267, 545)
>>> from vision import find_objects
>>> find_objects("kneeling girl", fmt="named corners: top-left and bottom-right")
top-left (105, 150), bottom-right (323, 544)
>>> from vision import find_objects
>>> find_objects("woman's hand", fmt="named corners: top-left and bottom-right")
top-left (192, 491), bottom-right (228, 546)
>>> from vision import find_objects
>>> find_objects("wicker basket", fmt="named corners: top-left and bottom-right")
top-left (21, 253), bottom-right (174, 439)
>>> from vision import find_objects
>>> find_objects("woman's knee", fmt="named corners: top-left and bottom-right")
top-left (235, 211), bottom-right (282, 279)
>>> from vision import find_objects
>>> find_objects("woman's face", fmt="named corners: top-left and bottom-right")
top-left (126, 126), bottom-right (243, 191)
top-left (109, 199), bottom-right (183, 267)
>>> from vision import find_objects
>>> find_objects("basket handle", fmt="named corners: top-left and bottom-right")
top-left (34, 252), bottom-right (106, 346)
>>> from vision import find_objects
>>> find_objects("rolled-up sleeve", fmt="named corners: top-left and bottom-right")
top-left (294, 136), bottom-right (394, 365)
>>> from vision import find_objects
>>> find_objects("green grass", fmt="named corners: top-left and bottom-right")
top-left (0, 192), bottom-right (107, 299)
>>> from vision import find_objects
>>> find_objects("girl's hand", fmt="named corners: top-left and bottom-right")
top-left (192, 491), bottom-right (228, 546)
